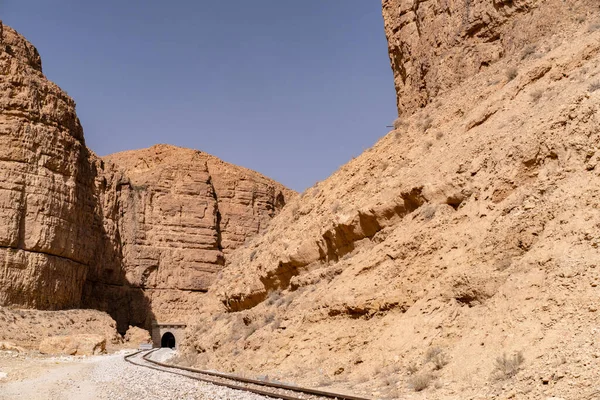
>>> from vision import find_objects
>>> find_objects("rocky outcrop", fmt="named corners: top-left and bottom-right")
top-left (183, 5), bottom-right (600, 399)
top-left (0, 22), bottom-right (293, 333)
top-left (124, 326), bottom-right (151, 345)
top-left (382, 0), bottom-right (597, 115)
top-left (0, 307), bottom-right (121, 349)
top-left (0, 22), bottom-right (102, 310)
top-left (86, 145), bottom-right (293, 329)
top-left (39, 334), bottom-right (106, 356)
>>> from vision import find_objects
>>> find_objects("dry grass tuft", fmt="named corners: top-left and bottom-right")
top-left (409, 373), bottom-right (433, 392)
top-left (588, 81), bottom-right (600, 92)
top-left (493, 352), bottom-right (524, 380)
top-left (588, 22), bottom-right (600, 32)
top-left (530, 89), bottom-right (544, 103)
top-left (521, 44), bottom-right (537, 60)
top-left (506, 67), bottom-right (518, 81)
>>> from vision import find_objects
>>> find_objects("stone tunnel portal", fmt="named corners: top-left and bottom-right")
top-left (161, 332), bottom-right (176, 348)
top-left (151, 322), bottom-right (186, 349)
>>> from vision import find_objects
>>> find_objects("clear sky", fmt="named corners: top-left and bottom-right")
top-left (1, 1), bottom-right (397, 192)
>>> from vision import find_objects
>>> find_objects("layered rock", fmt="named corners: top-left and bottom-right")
top-left (0, 22), bottom-right (101, 310)
top-left (39, 334), bottom-right (106, 356)
top-left (87, 145), bottom-right (293, 328)
top-left (0, 22), bottom-right (293, 333)
top-left (382, 0), bottom-right (597, 115)
top-left (181, 4), bottom-right (600, 399)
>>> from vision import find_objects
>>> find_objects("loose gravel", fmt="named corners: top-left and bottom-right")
top-left (1, 350), bottom-right (271, 400)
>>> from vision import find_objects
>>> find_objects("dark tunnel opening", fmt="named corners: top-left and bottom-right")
top-left (161, 332), bottom-right (176, 348)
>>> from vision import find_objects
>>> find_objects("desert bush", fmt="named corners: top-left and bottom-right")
top-left (424, 347), bottom-right (449, 369)
top-left (530, 89), bottom-right (544, 103)
top-left (406, 362), bottom-right (419, 375)
top-left (589, 81), bottom-right (600, 92)
top-left (493, 352), bottom-right (524, 379)
top-left (506, 67), bottom-right (518, 81)
top-left (393, 118), bottom-right (405, 130)
top-left (521, 44), bottom-right (537, 60)
top-left (421, 206), bottom-right (436, 221)
top-left (418, 116), bottom-right (433, 132)
top-left (431, 353), bottom-right (449, 370)
top-left (409, 373), bottom-right (433, 392)
top-left (331, 201), bottom-right (341, 213)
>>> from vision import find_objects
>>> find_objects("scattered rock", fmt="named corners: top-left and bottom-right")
top-left (124, 326), bottom-right (151, 345)
top-left (39, 335), bottom-right (106, 356)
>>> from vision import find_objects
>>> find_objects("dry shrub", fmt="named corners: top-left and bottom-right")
top-left (506, 67), bottom-right (518, 81)
top-left (406, 362), bottom-right (419, 375)
top-left (331, 201), bottom-right (341, 213)
top-left (393, 118), bottom-right (405, 130)
top-left (424, 347), bottom-right (449, 370)
top-left (520, 44), bottom-right (537, 60)
top-left (409, 373), bottom-right (433, 392)
top-left (493, 352), bottom-right (524, 380)
top-left (418, 116), bottom-right (433, 132)
top-left (530, 89), bottom-right (544, 103)
top-left (589, 81), bottom-right (600, 92)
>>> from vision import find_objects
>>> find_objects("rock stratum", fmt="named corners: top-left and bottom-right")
top-left (0, 21), bottom-right (293, 332)
top-left (177, 2), bottom-right (600, 399)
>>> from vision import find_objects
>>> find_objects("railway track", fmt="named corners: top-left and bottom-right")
top-left (125, 349), bottom-right (373, 400)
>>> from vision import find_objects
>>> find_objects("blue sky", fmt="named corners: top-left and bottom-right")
top-left (1, 1), bottom-right (397, 191)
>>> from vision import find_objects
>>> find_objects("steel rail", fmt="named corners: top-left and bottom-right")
top-left (124, 349), bottom-right (373, 400)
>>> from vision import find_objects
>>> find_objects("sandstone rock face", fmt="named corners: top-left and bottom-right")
top-left (0, 342), bottom-right (25, 353)
top-left (124, 326), bottom-right (151, 345)
top-left (382, 0), bottom-right (597, 115)
top-left (183, 6), bottom-right (600, 399)
top-left (0, 22), bottom-right (101, 310)
top-left (86, 145), bottom-right (293, 329)
top-left (39, 334), bottom-right (106, 356)
top-left (0, 22), bottom-right (293, 333)
top-left (0, 307), bottom-right (121, 349)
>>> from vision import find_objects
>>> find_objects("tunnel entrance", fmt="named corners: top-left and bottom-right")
top-left (161, 332), bottom-right (176, 348)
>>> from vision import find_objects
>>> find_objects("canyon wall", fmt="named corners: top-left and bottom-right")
top-left (0, 22), bottom-right (293, 332)
top-left (181, 2), bottom-right (600, 399)
top-left (382, 0), bottom-right (596, 115)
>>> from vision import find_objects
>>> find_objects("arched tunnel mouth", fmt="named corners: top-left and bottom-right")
top-left (161, 332), bottom-right (176, 348)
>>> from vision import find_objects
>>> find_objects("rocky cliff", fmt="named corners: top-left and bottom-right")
top-left (382, 0), bottom-right (597, 115)
top-left (0, 22), bottom-right (293, 333)
top-left (88, 145), bottom-right (293, 328)
top-left (180, 3), bottom-right (600, 399)
top-left (0, 22), bottom-right (103, 310)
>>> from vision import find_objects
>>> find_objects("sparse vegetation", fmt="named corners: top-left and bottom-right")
top-left (393, 118), bottom-right (405, 130)
top-left (406, 362), bottom-right (419, 375)
top-left (422, 206), bottom-right (436, 221)
top-left (424, 347), bottom-right (449, 370)
top-left (417, 116), bottom-right (433, 132)
top-left (506, 67), bottom-right (518, 81)
top-left (493, 352), bottom-right (524, 380)
top-left (331, 201), bottom-right (341, 213)
top-left (589, 81), bottom-right (600, 92)
top-left (521, 44), bottom-right (537, 60)
top-left (409, 373), bottom-right (433, 392)
top-left (530, 89), bottom-right (544, 102)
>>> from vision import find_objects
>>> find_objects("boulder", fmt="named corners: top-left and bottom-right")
top-left (39, 334), bottom-right (106, 356)
top-left (124, 326), bottom-right (151, 345)
top-left (0, 341), bottom-right (25, 352)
